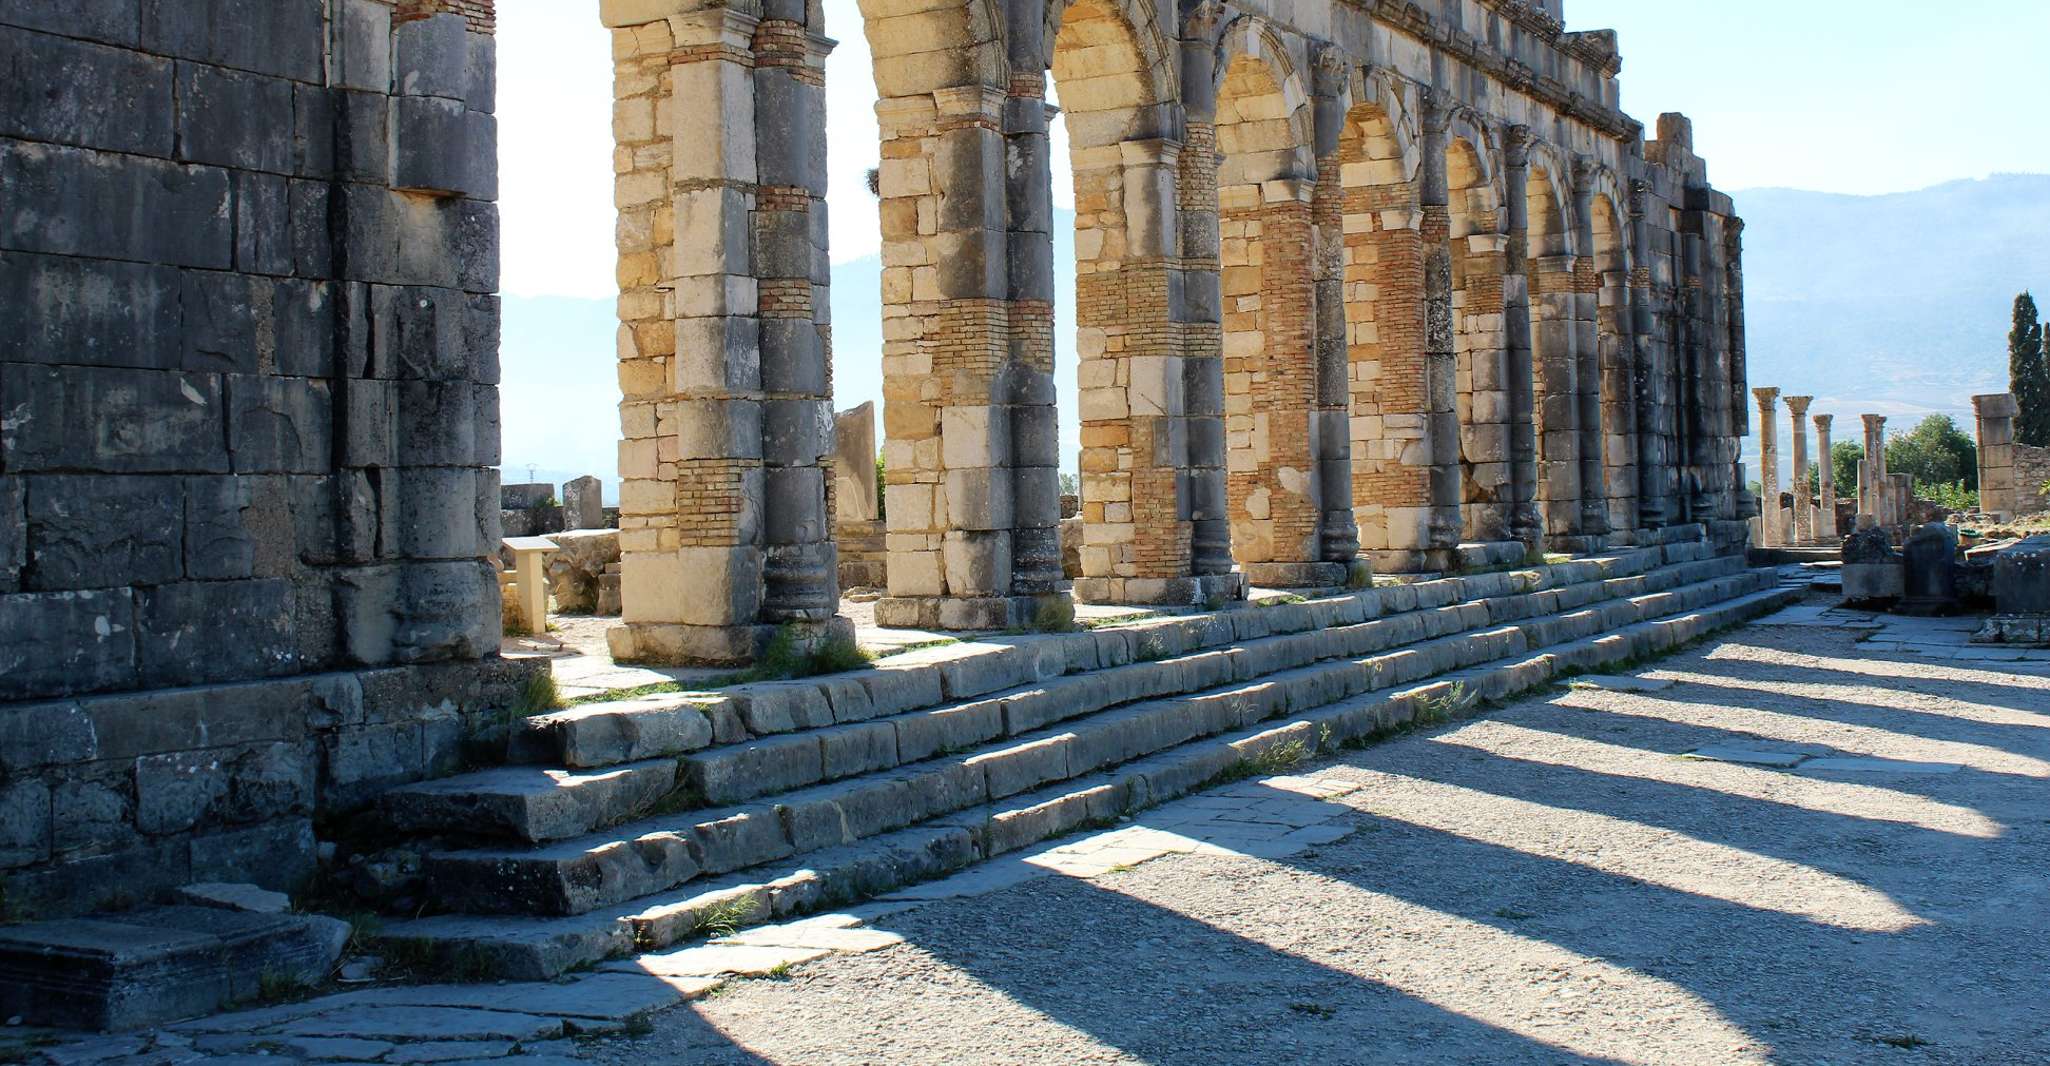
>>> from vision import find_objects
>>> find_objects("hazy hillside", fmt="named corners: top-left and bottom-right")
top-left (502, 177), bottom-right (2050, 495)
top-left (1736, 174), bottom-right (2050, 419)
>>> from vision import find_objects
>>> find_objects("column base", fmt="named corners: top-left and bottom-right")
top-left (1239, 561), bottom-right (1350, 591)
top-left (1544, 533), bottom-right (1608, 555)
top-left (1073, 574), bottom-right (1247, 609)
top-left (606, 617), bottom-right (856, 668)
top-left (875, 595), bottom-right (1042, 632)
top-left (1365, 548), bottom-right (1459, 575)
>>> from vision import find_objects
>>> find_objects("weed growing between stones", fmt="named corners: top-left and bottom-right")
top-left (1346, 560), bottom-right (1375, 590)
top-left (1030, 595), bottom-right (1081, 634)
top-left (510, 673), bottom-right (562, 719)
top-left (689, 897), bottom-right (764, 941)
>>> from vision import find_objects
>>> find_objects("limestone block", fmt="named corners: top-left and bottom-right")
top-left (140, 0), bottom-right (325, 83)
top-left (762, 398), bottom-right (831, 466)
top-left (135, 578), bottom-right (296, 687)
top-left (23, 474), bottom-right (182, 591)
top-left (1, 142), bottom-right (232, 268)
top-left (943, 467), bottom-right (1014, 532)
top-left (623, 546), bottom-right (762, 627)
top-left (834, 403), bottom-right (879, 523)
top-left (673, 398), bottom-right (763, 461)
top-left (672, 317), bottom-right (761, 393)
top-left (175, 61), bottom-right (293, 174)
top-left (545, 529), bottom-right (620, 615)
top-left (887, 549), bottom-right (944, 598)
top-left (668, 59), bottom-right (756, 185)
top-left (670, 187), bottom-right (752, 278)
top-left (562, 476), bottom-right (605, 530)
top-left (1, 364), bottom-right (228, 473)
top-left (0, 252), bottom-right (182, 371)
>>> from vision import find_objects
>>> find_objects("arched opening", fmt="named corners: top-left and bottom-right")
top-left (1049, 0), bottom-right (1194, 603)
top-left (1592, 190), bottom-right (1636, 533)
top-left (1337, 99), bottom-right (1429, 562)
top-left (1526, 161), bottom-right (1578, 541)
top-left (1446, 134), bottom-right (1508, 542)
top-left (1213, 42), bottom-right (1321, 579)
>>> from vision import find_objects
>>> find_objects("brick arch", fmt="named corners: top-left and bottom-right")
top-left (1444, 126), bottom-right (1514, 540)
top-left (1591, 186), bottom-right (1638, 531)
top-left (1526, 155), bottom-right (1578, 539)
top-left (1054, 0), bottom-right (1203, 602)
top-left (1338, 90), bottom-right (1432, 558)
top-left (1211, 18), bottom-right (1330, 581)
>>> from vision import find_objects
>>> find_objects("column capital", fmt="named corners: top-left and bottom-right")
top-left (1783, 394), bottom-right (1813, 416)
top-left (1861, 413), bottom-right (1887, 431)
top-left (1751, 386), bottom-right (1779, 409)
top-left (1503, 124), bottom-right (1533, 167)
top-left (1312, 43), bottom-right (1352, 96)
top-left (1972, 392), bottom-right (2020, 418)
top-left (1813, 413), bottom-right (1833, 431)
top-left (1181, 0), bottom-right (1227, 41)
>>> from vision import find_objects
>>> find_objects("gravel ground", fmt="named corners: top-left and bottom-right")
top-left (576, 621), bottom-right (2050, 1066)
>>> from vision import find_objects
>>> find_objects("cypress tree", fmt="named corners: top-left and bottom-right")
top-left (2012, 292), bottom-right (2050, 446)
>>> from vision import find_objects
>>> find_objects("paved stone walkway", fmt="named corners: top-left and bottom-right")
top-left (23, 610), bottom-right (2050, 1064)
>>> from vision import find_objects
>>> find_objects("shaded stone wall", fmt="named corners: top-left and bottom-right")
top-left (2018, 443), bottom-right (2050, 517)
top-left (0, 0), bottom-right (524, 917)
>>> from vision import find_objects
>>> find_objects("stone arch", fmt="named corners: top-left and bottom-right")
top-left (1211, 18), bottom-right (1334, 584)
top-left (1445, 123), bottom-right (1513, 542)
top-left (1526, 152), bottom-right (1580, 541)
top-left (1591, 182), bottom-right (1637, 532)
top-left (1338, 83), bottom-right (1431, 560)
top-left (1053, 0), bottom-right (1204, 603)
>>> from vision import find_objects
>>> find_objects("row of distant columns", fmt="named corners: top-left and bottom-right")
top-left (1750, 387), bottom-right (1843, 546)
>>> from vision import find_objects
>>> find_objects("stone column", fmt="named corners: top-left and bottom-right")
top-left (1418, 91), bottom-right (1463, 560)
top-left (1814, 413), bottom-right (1838, 540)
top-left (1501, 127), bottom-right (1543, 548)
top-left (1974, 393), bottom-right (2020, 520)
top-left (1751, 387), bottom-right (1780, 547)
top-left (1311, 47), bottom-right (1360, 573)
top-left (1000, 7), bottom-right (1064, 605)
top-left (603, 1), bottom-right (847, 666)
top-left (1859, 413), bottom-right (1887, 525)
top-left (1628, 180), bottom-right (1667, 528)
top-left (1570, 157), bottom-right (1608, 543)
top-left (1784, 395), bottom-right (1812, 544)
top-left (1177, 1), bottom-right (1235, 589)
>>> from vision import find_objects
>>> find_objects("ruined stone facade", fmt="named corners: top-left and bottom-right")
top-left (0, 0), bottom-right (1750, 919)
top-left (603, 0), bottom-right (1750, 650)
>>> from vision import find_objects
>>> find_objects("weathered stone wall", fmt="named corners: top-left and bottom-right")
top-left (2017, 443), bottom-right (2050, 517)
top-left (0, 0), bottom-right (523, 917)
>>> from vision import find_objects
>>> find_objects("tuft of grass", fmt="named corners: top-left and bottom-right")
top-left (1133, 636), bottom-right (1170, 663)
top-left (1345, 559), bottom-right (1375, 590)
top-left (1030, 595), bottom-right (1081, 634)
top-left (1288, 1002), bottom-right (1337, 1019)
top-left (1876, 1033), bottom-right (1930, 1050)
top-left (1260, 593), bottom-right (1308, 606)
top-left (691, 896), bottom-right (763, 941)
top-left (564, 680), bottom-right (690, 708)
top-left (762, 961), bottom-right (797, 981)
top-left (509, 672), bottom-right (562, 720)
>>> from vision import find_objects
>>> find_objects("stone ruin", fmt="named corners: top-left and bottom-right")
top-left (0, 0), bottom-right (1782, 1026)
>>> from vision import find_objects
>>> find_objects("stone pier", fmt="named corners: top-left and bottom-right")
top-left (1974, 393), bottom-right (2020, 520)
top-left (1752, 388), bottom-right (1780, 546)
top-left (1814, 413), bottom-right (1838, 540)
top-left (1784, 395), bottom-right (1812, 544)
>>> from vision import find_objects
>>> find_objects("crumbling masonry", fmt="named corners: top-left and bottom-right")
top-left (0, 0), bottom-right (1751, 927)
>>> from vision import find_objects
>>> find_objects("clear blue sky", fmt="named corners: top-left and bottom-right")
top-left (1568, 0), bottom-right (2050, 194)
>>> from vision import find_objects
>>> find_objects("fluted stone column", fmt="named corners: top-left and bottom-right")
top-left (1501, 127), bottom-right (1542, 548)
top-left (1973, 393), bottom-right (2020, 520)
top-left (1628, 180), bottom-right (1667, 529)
top-left (1784, 395), bottom-right (1812, 544)
top-left (1311, 47), bottom-right (1360, 574)
top-left (603, 0), bottom-right (848, 666)
top-left (1570, 158), bottom-right (1608, 543)
top-left (1859, 414), bottom-right (1887, 525)
top-left (1751, 387), bottom-right (1780, 547)
top-left (1814, 413), bottom-right (1838, 540)
top-left (1418, 91), bottom-right (1463, 561)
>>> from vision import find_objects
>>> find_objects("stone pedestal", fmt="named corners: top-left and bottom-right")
top-left (562, 475), bottom-right (604, 530)
top-left (1751, 387), bottom-right (1780, 546)
top-left (1898, 522), bottom-right (1959, 615)
top-left (1841, 526), bottom-right (1903, 605)
top-left (1973, 393), bottom-right (2020, 520)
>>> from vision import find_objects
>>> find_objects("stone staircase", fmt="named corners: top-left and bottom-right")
top-left (366, 525), bottom-right (1795, 980)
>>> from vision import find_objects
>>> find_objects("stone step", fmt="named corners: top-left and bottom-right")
top-left (379, 760), bottom-right (680, 845)
top-left (509, 546), bottom-right (1694, 771)
top-left (407, 562), bottom-right (1765, 918)
top-left (382, 551), bottom-right (1743, 856)
top-left (370, 577), bottom-right (1796, 980)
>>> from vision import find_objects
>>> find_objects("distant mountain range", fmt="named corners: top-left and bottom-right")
top-left (503, 175), bottom-right (2050, 496)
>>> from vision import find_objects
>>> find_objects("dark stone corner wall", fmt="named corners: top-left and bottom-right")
top-left (0, 0), bottom-right (524, 919)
